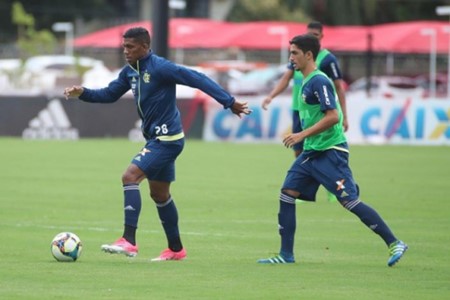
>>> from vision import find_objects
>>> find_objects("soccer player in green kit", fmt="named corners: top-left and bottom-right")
top-left (258, 34), bottom-right (407, 267)
top-left (262, 21), bottom-right (347, 202)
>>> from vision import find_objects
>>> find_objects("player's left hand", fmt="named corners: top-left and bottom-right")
top-left (64, 85), bottom-right (84, 100)
top-left (231, 100), bottom-right (252, 118)
top-left (283, 133), bottom-right (304, 148)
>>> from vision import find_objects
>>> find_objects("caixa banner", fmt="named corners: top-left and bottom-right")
top-left (347, 98), bottom-right (450, 145)
top-left (203, 96), bottom-right (450, 145)
top-left (202, 96), bottom-right (292, 143)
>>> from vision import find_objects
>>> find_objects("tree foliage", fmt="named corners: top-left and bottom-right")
top-left (228, 0), bottom-right (450, 25)
top-left (228, 0), bottom-right (309, 23)
top-left (11, 1), bottom-right (56, 57)
top-left (1, 0), bottom-right (450, 44)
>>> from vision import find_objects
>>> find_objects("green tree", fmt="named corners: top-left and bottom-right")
top-left (11, 1), bottom-right (56, 57)
top-left (228, 0), bottom-right (309, 22)
top-left (228, 0), bottom-right (450, 25)
top-left (12, 1), bottom-right (33, 37)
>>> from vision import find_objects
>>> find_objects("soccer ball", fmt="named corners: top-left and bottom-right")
top-left (51, 232), bottom-right (82, 262)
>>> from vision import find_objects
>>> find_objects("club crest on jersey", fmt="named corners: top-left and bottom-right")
top-left (134, 148), bottom-right (150, 161)
top-left (143, 72), bottom-right (150, 83)
top-left (139, 148), bottom-right (151, 156)
top-left (336, 179), bottom-right (345, 191)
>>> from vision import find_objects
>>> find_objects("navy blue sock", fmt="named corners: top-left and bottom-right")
top-left (122, 184), bottom-right (141, 245)
top-left (278, 193), bottom-right (296, 259)
top-left (345, 200), bottom-right (397, 246)
top-left (123, 225), bottom-right (137, 245)
top-left (156, 197), bottom-right (183, 252)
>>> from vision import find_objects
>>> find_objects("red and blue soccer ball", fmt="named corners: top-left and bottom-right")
top-left (51, 232), bottom-right (82, 262)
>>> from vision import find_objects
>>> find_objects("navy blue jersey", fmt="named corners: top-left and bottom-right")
top-left (79, 52), bottom-right (235, 140)
top-left (317, 50), bottom-right (343, 81)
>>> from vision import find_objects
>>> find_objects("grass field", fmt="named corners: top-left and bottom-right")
top-left (0, 138), bottom-right (449, 299)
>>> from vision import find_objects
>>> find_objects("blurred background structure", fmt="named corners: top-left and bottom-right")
top-left (1, 0), bottom-right (450, 145)
top-left (1, 0), bottom-right (450, 87)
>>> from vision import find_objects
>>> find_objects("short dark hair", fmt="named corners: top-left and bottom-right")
top-left (289, 34), bottom-right (320, 60)
top-left (307, 21), bottom-right (323, 33)
top-left (123, 27), bottom-right (151, 46)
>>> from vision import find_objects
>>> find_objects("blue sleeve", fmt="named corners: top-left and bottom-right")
top-left (159, 61), bottom-right (235, 109)
top-left (319, 54), bottom-right (343, 81)
top-left (79, 68), bottom-right (130, 103)
top-left (312, 76), bottom-right (337, 112)
top-left (287, 61), bottom-right (295, 71)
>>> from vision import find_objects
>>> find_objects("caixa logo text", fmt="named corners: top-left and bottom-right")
top-left (361, 106), bottom-right (450, 140)
top-left (212, 106), bottom-right (289, 140)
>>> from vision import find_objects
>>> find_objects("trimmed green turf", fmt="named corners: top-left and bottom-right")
top-left (0, 138), bottom-right (449, 299)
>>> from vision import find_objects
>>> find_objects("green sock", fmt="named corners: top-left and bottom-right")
top-left (326, 190), bottom-right (337, 203)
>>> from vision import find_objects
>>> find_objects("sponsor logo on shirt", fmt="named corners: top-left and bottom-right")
top-left (323, 85), bottom-right (330, 105)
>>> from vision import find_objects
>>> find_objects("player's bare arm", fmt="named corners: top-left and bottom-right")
top-left (64, 85), bottom-right (84, 100)
top-left (262, 69), bottom-right (293, 110)
top-left (283, 109), bottom-right (339, 148)
top-left (334, 79), bottom-right (348, 131)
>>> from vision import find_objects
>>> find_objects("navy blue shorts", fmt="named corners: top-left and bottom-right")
top-left (282, 148), bottom-right (359, 202)
top-left (292, 110), bottom-right (304, 152)
top-left (131, 138), bottom-right (185, 182)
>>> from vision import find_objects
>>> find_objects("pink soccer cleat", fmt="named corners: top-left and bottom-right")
top-left (101, 237), bottom-right (138, 257)
top-left (151, 248), bottom-right (187, 261)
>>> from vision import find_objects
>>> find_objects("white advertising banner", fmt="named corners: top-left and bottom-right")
top-left (346, 98), bottom-right (450, 145)
top-left (203, 96), bottom-right (450, 145)
top-left (203, 95), bottom-right (292, 143)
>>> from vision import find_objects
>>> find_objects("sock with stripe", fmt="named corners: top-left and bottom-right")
top-left (345, 200), bottom-right (397, 246)
top-left (122, 183), bottom-right (141, 245)
top-left (156, 197), bottom-right (183, 252)
top-left (278, 193), bottom-right (296, 259)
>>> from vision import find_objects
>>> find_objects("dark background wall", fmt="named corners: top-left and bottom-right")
top-left (0, 96), bottom-right (205, 139)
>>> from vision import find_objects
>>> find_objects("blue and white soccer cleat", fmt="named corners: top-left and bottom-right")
top-left (257, 254), bottom-right (295, 264)
top-left (387, 240), bottom-right (408, 267)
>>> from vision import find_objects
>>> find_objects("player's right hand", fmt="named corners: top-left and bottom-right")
top-left (231, 100), bottom-right (252, 118)
top-left (261, 96), bottom-right (272, 110)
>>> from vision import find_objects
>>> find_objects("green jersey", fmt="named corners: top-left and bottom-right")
top-left (298, 69), bottom-right (346, 151)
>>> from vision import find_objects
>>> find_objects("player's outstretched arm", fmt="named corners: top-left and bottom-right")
top-left (261, 69), bottom-right (293, 110)
top-left (64, 85), bottom-right (84, 100)
top-left (230, 100), bottom-right (252, 118)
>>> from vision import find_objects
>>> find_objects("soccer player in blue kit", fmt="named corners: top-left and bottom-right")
top-left (64, 27), bottom-right (251, 261)
top-left (257, 34), bottom-right (407, 266)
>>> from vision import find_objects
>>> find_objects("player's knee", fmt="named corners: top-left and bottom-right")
top-left (150, 191), bottom-right (170, 203)
top-left (121, 171), bottom-right (136, 184)
top-left (281, 189), bottom-right (300, 199)
top-left (121, 165), bottom-right (145, 184)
